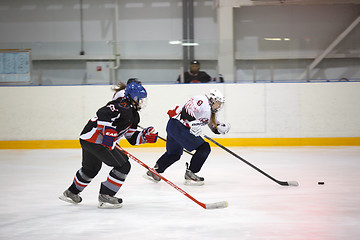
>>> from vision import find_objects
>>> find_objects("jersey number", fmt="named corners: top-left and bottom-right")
top-left (197, 100), bottom-right (203, 106)
top-left (107, 104), bottom-right (118, 112)
top-left (120, 102), bottom-right (128, 108)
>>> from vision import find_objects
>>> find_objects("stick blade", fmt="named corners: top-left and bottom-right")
top-left (287, 181), bottom-right (299, 186)
top-left (205, 201), bottom-right (228, 209)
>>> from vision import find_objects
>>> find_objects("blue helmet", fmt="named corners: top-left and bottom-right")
top-left (124, 82), bottom-right (147, 108)
top-left (126, 78), bottom-right (141, 85)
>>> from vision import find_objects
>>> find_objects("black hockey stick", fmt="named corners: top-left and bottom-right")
top-left (203, 135), bottom-right (299, 187)
top-left (115, 144), bottom-right (228, 209)
top-left (138, 125), bottom-right (194, 155)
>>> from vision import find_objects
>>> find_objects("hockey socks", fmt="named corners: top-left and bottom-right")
top-left (69, 169), bottom-right (93, 194)
top-left (100, 168), bottom-right (127, 196)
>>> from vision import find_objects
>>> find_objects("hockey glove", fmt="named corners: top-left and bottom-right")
top-left (102, 126), bottom-right (117, 150)
top-left (189, 120), bottom-right (202, 137)
top-left (217, 122), bottom-right (231, 135)
top-left (141, 126), bottom-right (158, 143)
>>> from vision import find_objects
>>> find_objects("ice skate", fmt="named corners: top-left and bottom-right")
top-left (59, 189), bottom-right (82, 204)
top-left (184, 163), bottom-right (204, 186)
top-left (98, 194), bottom-right (123, 209)
top-left (144, 164), bottom-right (161, 182)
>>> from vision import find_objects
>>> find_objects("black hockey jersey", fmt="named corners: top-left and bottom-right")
top-left (80, 98), bottom-right (142, 147)
top-left (177, 71), bottom-right (212, 83)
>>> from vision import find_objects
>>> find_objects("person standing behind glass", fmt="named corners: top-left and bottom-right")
top-left (177, 60), bottom-right (212, 83)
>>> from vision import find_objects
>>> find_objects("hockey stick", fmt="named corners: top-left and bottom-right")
top-left (115, 144), bottom-right (228, 209)
top-left (137, 125), bottom-right (194, 155)
top-left (203, 135), bottom-right (299, 187)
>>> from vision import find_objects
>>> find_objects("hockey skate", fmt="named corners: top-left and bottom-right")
top-left (98, 194), bottom-right (123, 209)
top-left (184, 163), bottom-right (204, 186)
top-left (59, 189), bottom-right (82, 204)
top-left (144, 164), bottom-right (161, 182)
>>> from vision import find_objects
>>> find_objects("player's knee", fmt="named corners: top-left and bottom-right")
top-left (167, 152), bottom-right (182, 161)
top-left (115, 161), bottom-right (131, 174)
top-left (196, 142), bottom-right (211, 157)
top-left (81, 166), bottom-right (101, 178)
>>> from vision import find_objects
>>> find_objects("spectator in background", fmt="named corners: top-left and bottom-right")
top-left (177, 60), bottom-right (212, 83)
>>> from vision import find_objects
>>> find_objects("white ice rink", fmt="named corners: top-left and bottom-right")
top-left (0, 146), bottom-right (359, 240)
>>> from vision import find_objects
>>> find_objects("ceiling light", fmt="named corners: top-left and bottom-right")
top-left (169, 40), bottom-right (182, 45)
top-left (264, 38), bottom-right (282, 41)
top-left (181, 42), bottom-right (199, 46)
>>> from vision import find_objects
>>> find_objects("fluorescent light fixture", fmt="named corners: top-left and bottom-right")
top-left (264, 37), bottom-right (291, 41)
top-left (169, 40), bottom-right (200, 46)
top-left (264, 38), bottom-right (282, 41)
top-left (169, 40), bottom-right (182, 45)
top-left (182, 42), bottom-right (199, 46)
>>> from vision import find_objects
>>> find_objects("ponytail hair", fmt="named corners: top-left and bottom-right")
top-left (210, 112), bottom-right (217, 129)
top-left (112, 82), bottom-right (126, 93)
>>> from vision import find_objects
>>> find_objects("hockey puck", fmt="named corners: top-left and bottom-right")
top-left (318, 182), bottom-right (324, 185)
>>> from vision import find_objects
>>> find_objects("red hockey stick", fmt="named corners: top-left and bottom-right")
top-left (115, 145), bottom-right (228, 210)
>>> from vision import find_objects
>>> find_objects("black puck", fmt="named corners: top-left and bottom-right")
top-left (318, 182), bottom-right (324, 185)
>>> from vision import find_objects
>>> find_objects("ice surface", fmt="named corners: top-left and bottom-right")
top-left (0, 146), bottom-right (359, 240)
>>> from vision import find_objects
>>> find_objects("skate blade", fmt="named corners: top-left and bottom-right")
top-left (143, 174), bottom-right (161, 183)
top-left (59, 194), bottom-right (80, 204)
top-left (184, 179), bottom-right (204, 186)
top-left (98, 202), bottom-right (123, 209)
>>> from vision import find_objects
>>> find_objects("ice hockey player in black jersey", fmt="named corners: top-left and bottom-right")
top-left (59, 81), bottom-right (158, 209)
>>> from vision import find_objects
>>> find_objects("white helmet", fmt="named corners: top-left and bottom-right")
top-left (206, 89), bottom-right (225, 113)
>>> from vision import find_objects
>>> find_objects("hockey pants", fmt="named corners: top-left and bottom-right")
top-left (156, 118), bottom-right (211, 173)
